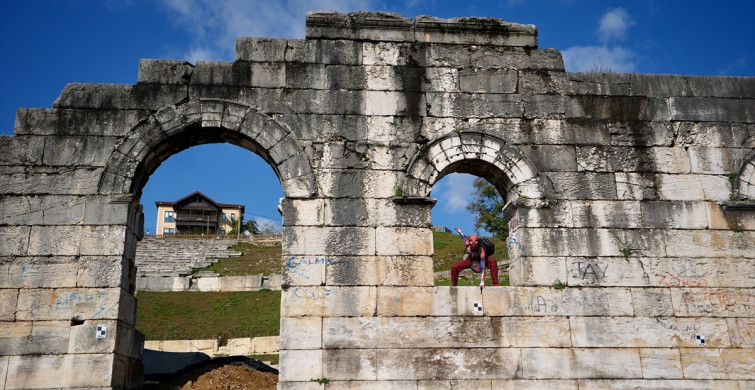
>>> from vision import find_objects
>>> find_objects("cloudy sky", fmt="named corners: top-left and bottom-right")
top-left (1, 0), bottom-right (753, 235)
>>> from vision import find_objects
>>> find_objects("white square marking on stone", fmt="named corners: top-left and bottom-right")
top-left (695, 333), bottom-right (705, 346)
top-left (473, 301), bottom-right (483, 315)
top-left (96, 324), bottom-right (107, 339)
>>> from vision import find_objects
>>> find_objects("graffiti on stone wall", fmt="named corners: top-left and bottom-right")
top-left (655, 273), bottom-right (709, 288)
top-left (576, 262), bottom-right (608, 281)
top-left (286, 256), bottom-right (350, 280)
top-left (293, 287), bottom-right (333, 299)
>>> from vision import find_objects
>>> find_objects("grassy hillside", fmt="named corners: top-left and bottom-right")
top-left (202, 241), bottom-right (281, 276)
top-left (136, 232), bottom-right (509, 340)
top-left (135, 290), bottom-right (280, 341)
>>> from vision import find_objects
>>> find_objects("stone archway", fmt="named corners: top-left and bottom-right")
top-left (98, 100), bottom-right (317, 199)
top-left (404, 131), bottom-right (544, 200)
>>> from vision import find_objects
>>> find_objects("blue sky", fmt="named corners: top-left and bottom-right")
top-left (1, 1), bottom-right (753, 236)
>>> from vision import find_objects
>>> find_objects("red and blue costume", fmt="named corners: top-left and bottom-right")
top-left (451, 229), bottom-right (500, 287)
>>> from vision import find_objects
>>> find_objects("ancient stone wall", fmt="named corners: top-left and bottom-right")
top-left (0, 11), bottom-right (753, 389)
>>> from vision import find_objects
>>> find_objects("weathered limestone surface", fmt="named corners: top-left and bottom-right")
top-left (0, 10), bottom-right (753, 389)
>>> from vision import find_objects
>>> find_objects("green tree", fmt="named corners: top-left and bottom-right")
top-left (466, 177), bottom-right (508, 239)
top-left (228, 216), bottom-right (260, 235)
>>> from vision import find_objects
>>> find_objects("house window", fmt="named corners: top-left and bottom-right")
top-left (164, 211), bottom-right (176, 223)
top-left (221, 213), bottom-right (227, 222)
top-left (219, 229), bottom-right (226, 234)
top-left (163, 228), bottom-right (175, 235)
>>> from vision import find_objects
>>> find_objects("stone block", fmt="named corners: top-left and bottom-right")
top-left (671, 288), bottom-right (755, 317)
top-left (491, 379), bottom-right (579, 390)
top-left (565, 257), bottom-right (646, 287)
top-left (317, 169), bottom-right (399, 198)
top-left (252, 62), bottom-right (286, 88)
top-left (283, 226), bottom-right (377, 257)
top-left (137, 59), bottom-right (194, 85)
top-left (0, 320), bottom-right (70, 355)
top-left (325, 381), bottom-right (417, 390)
top-left (426, 92), bottom-right (522, 118)
top-left (375, 227), bottom-right (433, 256)
top-left (5, 353), bottom-right (115, 389)
top-left (577, 379), bottom-right (741, 389)
top-left (483, 287), bottom-right (634, 316)
top-left (279, 349), bottom-right (322, 382)
top-left (78, 256), bottom-right (130, 288)
top-left (522, 348), bottom-right (641, 379)
top-left (671, 97), bottom-right (754, 123)
top-left (657, 174), bottom-right (731, 201)
top-left (640, 201), bottom-right (708, 229)
top-left (522, 95), bottom-right (566, 119)
top-left (566, 95), bottom-right (669, 122)
top-left (0, 135), bottom-right (44, 165)
top-left (545, 172), bottom-right (618, 200)
top-left (419, 379), bottom-right (497, 390)
top-left (522, 144), bottom-right (578, 172)
top-left (415, 15), bottom-right (537, 47)
top-left (458, 68), bottom-right (517, 93)
top-left (54, 83), bottom-right (187, 110)
top-left (81, 195), bottom-right (135, 226)
top-left (285, 39), bottom-right (362, 65)
top-left (26, 225), bottom-right (80, 256)
top-left (252, 336), bottom-right (280, 354)
top-left (570, 317), bottom-right (730, 348)
top-left (306, 11), bottom-right (414, 42)
top-left (195, 276), bottom-right (220, 292)
top-left (727, 318), bottom-right (755, 347)
top-left (17, 287), bottom-right (126, 321)
top-left (663, 230), bottom-right (754, 258)
top-left (376, 348), bottom-right (521, 380)
top-left (281, 286), bottom-right (376, 317)
top-left (377, 286), bottom-right (433, 316)
top-left (707, 202), bottom-right (755, 231)
top-left (1, 260), bottom-right (78, 288)
top-left (79, 225), bottom-right (129, 256)
top-left (14, 107), bottom-right (147, 137)
top-left (679, 348), bottom-right (755, 380)
top-left (218, 275), bottom-right (264, 291)
top-left (631, 287), bottom-right (674, 317)
top-left (0, 289), bottom-right (19, 320)
top-left (675, 121), bottom-right (752, 148)
top-left (0, 165), bottom-right (103, 195)
top-left (503, 317), bottom-right (572, 347)
top-left (277, 381), bottom-right (324, 390)
top-left (323, 349), bottom-right (377, 380)
top-left (432, 286), bottom-right (486, 316)
top-left (507, 256), bottom-right (567, 287)
top-left (519, 228), bottom-right (666, 258)
top-left (226, 338), bottom-right (252, 355)
top-left (0, 356), bottom-right (6, 388)
top-left (282, 254), bottom-right (326, 287)
top-left (640, 348), bottom-right (683, 379)
top-left (236, 37), bottom-right (287, 62)
top-left (615, 172), bottom-right (657, 200)
top-left (42, 136), bottom-right (117, 167)
top-left (189, 61), bottom-right (253, 86)
top-left (68, 319), bottom-right (124, 354)
top-left (375, 199), bottom-right (433, 228)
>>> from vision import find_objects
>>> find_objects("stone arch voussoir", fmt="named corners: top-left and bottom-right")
top-left (98, 99), bottom-right (317, 198)
top-left (404, 132), bottom-right (543, 200)
top-left (735, 148), bottom-right (755, 200)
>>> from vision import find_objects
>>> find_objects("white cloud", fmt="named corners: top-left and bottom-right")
top-left (598, 8), bottom-right (634, 43)
top-left (157, 0), bottom-right (377, 61)
top-left (561, 45), bottom-right (637, 73)
top-left (433, 173), bottom-right (476, 214)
